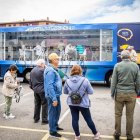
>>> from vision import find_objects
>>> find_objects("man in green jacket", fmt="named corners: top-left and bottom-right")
top-left (111, 50), bottom-right (140, 140)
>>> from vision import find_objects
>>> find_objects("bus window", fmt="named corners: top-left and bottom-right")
top-left (101, 30), bottom-right (113, 61)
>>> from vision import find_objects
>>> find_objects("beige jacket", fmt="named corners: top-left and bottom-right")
top-left (130, 50), bottom-right (137, 62)
top-left (2, 71), bottom-right (18, 97)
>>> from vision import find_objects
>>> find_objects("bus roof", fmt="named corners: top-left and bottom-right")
top-left (0, 23), bottom-right (118, 32)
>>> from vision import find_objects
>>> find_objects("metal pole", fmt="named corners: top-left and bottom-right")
top-left (3, 32), bottom-right (6, 60)
top-left (100, 29), bottom-right (102, 61)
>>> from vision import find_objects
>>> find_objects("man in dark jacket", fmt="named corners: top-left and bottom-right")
top-left (30, 59), bottom-right (48, 124)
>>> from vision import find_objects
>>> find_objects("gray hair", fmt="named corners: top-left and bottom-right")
top-left (121, 50), bottom-right (130, 59)
top-left (36, 59), bottom-right (45, 66)
top-left (127, 45), bottom-right (134, 50)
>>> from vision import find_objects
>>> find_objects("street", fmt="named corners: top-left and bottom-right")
top-left (0, 82), bottom-right (140, 140)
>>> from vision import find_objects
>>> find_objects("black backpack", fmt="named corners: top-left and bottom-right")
top-left (66, 78), bottom-right (85, 104)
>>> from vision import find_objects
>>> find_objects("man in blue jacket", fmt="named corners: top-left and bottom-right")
top-left (44, 53), bottom-right (63, 138)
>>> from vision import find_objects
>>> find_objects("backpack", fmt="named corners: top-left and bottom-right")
top-left (66, 78), bottom-right (85, 104)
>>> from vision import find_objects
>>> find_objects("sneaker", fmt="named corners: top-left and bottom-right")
top-left (3, 113), bottom-right (6, 118)
top-left (94, 132), bottom-right (100, 140)
top-left (50, 132), bottom-right (62, 138)
top-left (3, 113), bottom-right (9, 119)
top-left (8, 113), bottom-right (15, 119)
top-left (75, 135), bottom-right (80, 140)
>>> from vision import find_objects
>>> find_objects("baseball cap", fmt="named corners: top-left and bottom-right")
top-left (48, 53), bottom-right (60, 60)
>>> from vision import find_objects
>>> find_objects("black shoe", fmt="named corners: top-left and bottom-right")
top-left (127, 134), bottom-right (133, 140)
top-left (41, 120), bottom-right (48, 125)
top-left (34, 119), bottom-right (39, 123)
top-left (127, 138), bottom-right (133, 140)
top-left (50, 132), bottom-right (62, 138)
top-left (57, 127), bottom-right (64, 131)
top-left (114, 135), bottom-right (120, 140)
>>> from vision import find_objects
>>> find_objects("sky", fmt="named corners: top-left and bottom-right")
top-left (0, 0), bottom-right (139, 23)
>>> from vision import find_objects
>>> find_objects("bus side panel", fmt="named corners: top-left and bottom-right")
top-left (85, 66), bottom-right (113, 81)
top-left (117, 23), bottom-right (140, 64)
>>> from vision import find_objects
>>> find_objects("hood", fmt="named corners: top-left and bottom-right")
top-left (69, 75), bottom-right (82, 83)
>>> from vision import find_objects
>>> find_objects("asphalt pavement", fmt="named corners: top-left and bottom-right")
top-left (0, 82), bottom-right (140, 140)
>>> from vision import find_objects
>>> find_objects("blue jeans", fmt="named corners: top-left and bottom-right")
top-left (69, 106), bottom-right (97, 136)
top-left (47, 97), bottom-right (61, 132)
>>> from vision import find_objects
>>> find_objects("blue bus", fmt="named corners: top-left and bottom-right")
top-left (0, 23), bottom-right (140, 84)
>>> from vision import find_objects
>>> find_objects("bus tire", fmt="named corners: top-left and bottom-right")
top-left (23, 69), bottom-right (32, 83)
top-left (105, 71), bottom-right (112, 87)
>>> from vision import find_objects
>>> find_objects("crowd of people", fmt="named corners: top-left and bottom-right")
top-left (1, 45), bottom-right (140, 140)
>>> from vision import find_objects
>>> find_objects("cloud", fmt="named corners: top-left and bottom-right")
top-left (71, 0), bottom-right (140, 23)
top-left (0, 0), bottom-right (139, 23)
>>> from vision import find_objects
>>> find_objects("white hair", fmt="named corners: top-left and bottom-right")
top-left (36, 59), bottom-right (45, 66)
top-left (121, 50), bottom-right (130, 59)
top-left (127, 46), bottom-right (134, 50)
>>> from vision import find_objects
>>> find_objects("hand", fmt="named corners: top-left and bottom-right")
top-left (17, 80), bottom-right (20, 84)
top-left (15, 82), bottom-right (18, 88)
top-left (52, 101), bottom-right (58, 106)
top-left (111, 95), bottom-right (114, 100)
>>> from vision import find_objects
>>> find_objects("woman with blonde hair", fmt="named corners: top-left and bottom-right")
top-left (63, 65), bottom-right (100, 140)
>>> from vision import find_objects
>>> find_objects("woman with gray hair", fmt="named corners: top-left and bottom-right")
top-left (127, 46), bottom-right (137, 62)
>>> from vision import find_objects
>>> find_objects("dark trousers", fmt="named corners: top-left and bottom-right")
top-left (69, 106), bottom-right (97, 136)
top-left (34, 92), bottom-right (48, 122)
top-left (47, 97), bottom-right (61, 133)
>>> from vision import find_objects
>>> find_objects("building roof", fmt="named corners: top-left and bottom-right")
top-left (0, 18), bottom-right (69, 25)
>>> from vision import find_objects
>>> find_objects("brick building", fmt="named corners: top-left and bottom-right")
top-left (0, 17), bottom-right (69, 27)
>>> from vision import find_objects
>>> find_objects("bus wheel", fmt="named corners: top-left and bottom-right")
top-left (105, 72), bottom-right (112, 87)
top-left (23, 69), bottom-right (31, 83)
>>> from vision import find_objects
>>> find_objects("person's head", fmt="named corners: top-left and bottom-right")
top-left (9, 65), bottom-right (18, 75)
top-left (127, 46), bottom-right (134, 52)
top-left (70, 65), bottom-right (82, 76)
top-left (121, 50), bottom-right (130, 60)
top-left (48, 53), bottom-right (60, 68)
top-left (36, 59), bottom-right (45, 68)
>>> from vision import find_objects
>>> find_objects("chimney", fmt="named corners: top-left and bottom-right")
top-left (47, 17), bottom-right (49, 21)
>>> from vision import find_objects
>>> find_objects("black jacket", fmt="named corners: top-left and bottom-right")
top-left (30, 66), bottom-right (45, 93)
